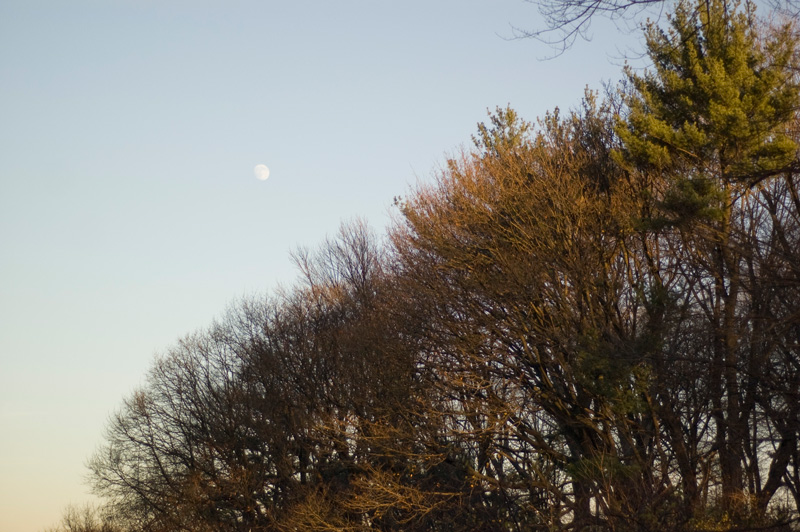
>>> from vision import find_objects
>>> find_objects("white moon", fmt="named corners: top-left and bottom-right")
top-left (254, 164), bottom-right (270, 181)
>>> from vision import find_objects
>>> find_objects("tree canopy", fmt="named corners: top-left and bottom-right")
top-left (48, 1), bottom-right (800, 531)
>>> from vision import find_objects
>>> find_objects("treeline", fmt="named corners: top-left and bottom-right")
top-left (52, 1), bottom-right (800, 530)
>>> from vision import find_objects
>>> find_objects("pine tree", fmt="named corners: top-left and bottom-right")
top-left (619, 0), bottom-right (799, 202)
top-left (619, 0), bottom-right (800, 520)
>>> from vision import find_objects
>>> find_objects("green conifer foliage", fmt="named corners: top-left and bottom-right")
top-left (620, 0), bottom-right (799, 190)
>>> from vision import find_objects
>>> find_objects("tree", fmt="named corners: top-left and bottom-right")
top-left (89, 221), bottom-right (409, 532)
top-left (619, 0), bottom-right (799, 191)
top-left (389, 100), bottom-right (685, 531)
top-left (43, 504), bottom-right (122, 532)
top-left (617, 0), bottom-right (800, 522)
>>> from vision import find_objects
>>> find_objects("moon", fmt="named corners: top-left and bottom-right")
top-left (254, 164), bottom-right (270, 181)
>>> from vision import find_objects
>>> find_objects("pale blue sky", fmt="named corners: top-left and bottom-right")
top-left (0, 1), bottom-right (645, 530)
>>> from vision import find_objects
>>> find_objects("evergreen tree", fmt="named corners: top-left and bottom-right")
top-left (619, 0), bottom-right (800, 521)
top-left (619, 0), bottom-right (798, 207)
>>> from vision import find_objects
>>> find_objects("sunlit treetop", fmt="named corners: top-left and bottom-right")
top-left (618, 0), bottom-right (799, 187)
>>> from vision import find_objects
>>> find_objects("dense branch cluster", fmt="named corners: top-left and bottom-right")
top-left (50, 1), bottom-right (800, 531)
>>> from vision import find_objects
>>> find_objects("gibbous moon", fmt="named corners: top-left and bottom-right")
top-left (254, 164), bottom-right (270, 181)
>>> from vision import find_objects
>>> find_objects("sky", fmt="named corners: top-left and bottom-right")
top-left (0, 1), bottom-right (647, 530)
